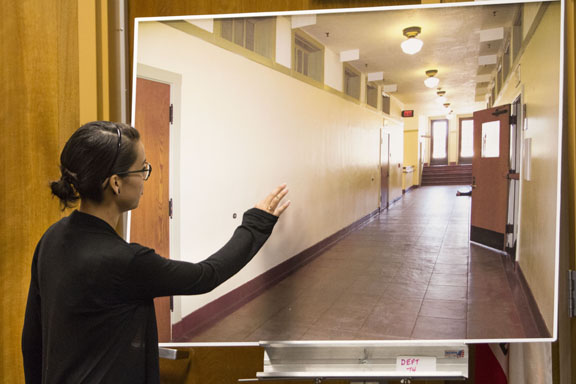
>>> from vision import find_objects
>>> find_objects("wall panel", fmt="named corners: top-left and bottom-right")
top-left (0, 1), bottom-right (79, 382)
top-left (564, 0), bottom-right (575, 380)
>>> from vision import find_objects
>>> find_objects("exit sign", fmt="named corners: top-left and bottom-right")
top-left (402, 110), bottom-right (414, 118)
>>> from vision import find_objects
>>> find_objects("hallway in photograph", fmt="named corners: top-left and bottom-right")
top-left (185, 185), bottom-right (545, 342)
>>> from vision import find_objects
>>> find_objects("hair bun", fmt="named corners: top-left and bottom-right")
top-left (62, 169), bottom-right (79, 185)
top-left (50, 172), bottom-right (80, 209)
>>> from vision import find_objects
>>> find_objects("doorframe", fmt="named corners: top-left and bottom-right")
top-left (131, 63), bottom-right (183, 326)
top-left (380, 126), bottom-right (390, 211)
top-left (458, 116), bottom-right (474, 165)
top-left (430, 118), bottom-right (449, 165)
top-left (506, 90), bottom-right (525, 259)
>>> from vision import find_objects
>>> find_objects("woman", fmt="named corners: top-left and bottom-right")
top-left (22, 121), bottom-right (290, 383)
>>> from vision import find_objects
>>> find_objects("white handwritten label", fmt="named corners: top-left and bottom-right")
top-left (396, 356), bottom-right (437, 373)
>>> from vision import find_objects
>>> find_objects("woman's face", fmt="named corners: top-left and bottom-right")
top-left (117, 140), bottom-right (147, 211)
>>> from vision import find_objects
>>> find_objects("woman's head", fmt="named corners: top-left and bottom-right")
top-left (51, 121), bottom-right (141, 209)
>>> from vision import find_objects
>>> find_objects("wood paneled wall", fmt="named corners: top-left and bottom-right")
top-left (0, 1), bottom-right (79, 383)
top-left (565, 0), bottom-right (576, 380)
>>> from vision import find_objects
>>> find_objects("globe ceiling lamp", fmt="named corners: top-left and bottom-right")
top-left (436, 90), bottom-right (447, 104)
top-left (401, 26), bottom-right (423, 55)
top-left (424, 69), bottom-right (439, 88)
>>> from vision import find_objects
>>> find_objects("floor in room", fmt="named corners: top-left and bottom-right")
top-left (186, 185), bottom-right (545, 342)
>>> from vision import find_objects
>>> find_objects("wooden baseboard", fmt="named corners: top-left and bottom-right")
top-left (172, 209), bottom-right (380, 341)
top-left (501, 254), bottom-right (551, 338)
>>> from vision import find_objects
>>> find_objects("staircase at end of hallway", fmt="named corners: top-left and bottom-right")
top-left (421, 164), bottom-right (473, 186)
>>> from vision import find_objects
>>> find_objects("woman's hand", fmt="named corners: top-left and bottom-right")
top-left (255, 183), bottom-right (290, 217)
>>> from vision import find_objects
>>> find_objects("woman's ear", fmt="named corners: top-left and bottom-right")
top-left (108, 175), bottom-right (122, 195)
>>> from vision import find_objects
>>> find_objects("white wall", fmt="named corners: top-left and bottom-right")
top-left (324, 46), bottom-right (343, 91)
top-left (138, 21), bottom-right (382, 321)
top-left (275, 16), bottom-right (291, 68)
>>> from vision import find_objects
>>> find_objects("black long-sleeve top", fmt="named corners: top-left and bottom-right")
top-left (22, 208), bottom-right (277, 383)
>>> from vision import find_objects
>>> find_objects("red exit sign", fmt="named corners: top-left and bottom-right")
top-left (401, 110), bottom-right (414, 118)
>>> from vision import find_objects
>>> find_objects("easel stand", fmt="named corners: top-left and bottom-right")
top-left (252, 341), bottom-right (469, 383)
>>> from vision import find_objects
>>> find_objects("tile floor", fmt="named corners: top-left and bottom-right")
top-left (186, 185), bottom-right (544, 342)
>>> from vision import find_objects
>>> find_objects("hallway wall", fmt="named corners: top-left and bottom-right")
top-left (403, 128), bottom-right (420, 184)
top-left (137, 21), bottom-right (383, 320)
top-left (494, 2), bottom-right (561, 332)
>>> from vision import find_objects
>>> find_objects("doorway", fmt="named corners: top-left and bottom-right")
top-left (470, 104), bottom-right (511, 250)
top-left (132, 77), bottom-right (172, 341)
top-left (506, 95), bottom-right (523, 257)
top-left (430, 119), bottom-right (449, 165)
top-left (380, 129), bottom-right (390, 210)
top-left (459, 117), bottom-right (474, 164)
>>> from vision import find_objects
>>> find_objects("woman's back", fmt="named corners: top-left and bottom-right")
top-left (25, 211), bottom-right (158, 383)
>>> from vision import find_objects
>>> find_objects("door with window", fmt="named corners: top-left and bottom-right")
top-left (470, 104), bottom-right (511, 250)
top-left (430, 119), bottom-right (449, 165)
top-left (459, 117), bottom-right (474, 164)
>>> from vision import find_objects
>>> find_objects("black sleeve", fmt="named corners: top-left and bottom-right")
top-left (22, 246), bottom-right (43, 384)
top-left (122, 208), bottom-right (278, 299)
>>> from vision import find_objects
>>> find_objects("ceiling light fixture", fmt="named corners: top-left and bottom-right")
top-left (424, 69), bottom-right (439, 88)
top-left (436, 90), bottom-right (447, 104)
top-left (443, 103), bottom-right (454, 118)
top-left (401, 26), bottom-right (423, 55)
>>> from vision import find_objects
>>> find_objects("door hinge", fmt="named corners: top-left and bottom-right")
top-left (570, 271), bottom-right (576, 317)
top-left (507, 170), bottom-right (520, 180)
top-left (170, 296), bottom-right (174, 312)
top-left (505, 224), bottom-right (514, 234)
top-left (169, 198), bottom-right (173, 219)
top-left (510, 115), bottom-right (517, 125)
top-left (169, 104), bottom-right (173, 124)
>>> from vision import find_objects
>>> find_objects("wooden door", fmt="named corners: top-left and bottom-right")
top-left (380, 130), bottom-right (390, 210)
top-left (470, 104), bottom-right (511, 250)
top-left (133, 77), bottom-right (172, 341)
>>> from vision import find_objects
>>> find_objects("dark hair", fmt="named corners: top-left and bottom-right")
top-left (50, 121), bottom-right (140, 209)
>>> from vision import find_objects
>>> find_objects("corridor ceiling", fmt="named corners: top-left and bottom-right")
top-left (300, 2), bottom-right (521, 116)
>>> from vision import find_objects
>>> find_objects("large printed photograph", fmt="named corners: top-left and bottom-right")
top-left (131, 0), bottom-right (562, 343)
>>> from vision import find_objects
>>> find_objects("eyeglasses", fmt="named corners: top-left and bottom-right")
top-left (117, 162), bottom-right (152, 181)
